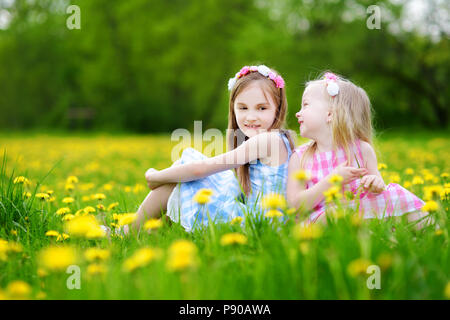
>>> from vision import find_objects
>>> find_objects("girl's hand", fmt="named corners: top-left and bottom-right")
top-left (145, 168), bottom-right (162, 189)
top-left (331, 161), bottom-right (368, 185)
top-left (360, 174), bottom-right (385, 193)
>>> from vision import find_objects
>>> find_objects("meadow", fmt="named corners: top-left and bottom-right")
top-left (0, 131), bottom-right (449, 299)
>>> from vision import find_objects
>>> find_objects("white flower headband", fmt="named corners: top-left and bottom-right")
top-left (324, 72), bottom-right (340, 97)
top-left (228, 65), bottom-right (285, 91)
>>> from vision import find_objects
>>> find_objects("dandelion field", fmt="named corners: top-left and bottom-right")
top-left (0, 131), bottom-right (449, 300)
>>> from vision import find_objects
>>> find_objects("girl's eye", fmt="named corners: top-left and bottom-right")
top-left (259, 106), bottom-right (267, 110)
top-left (239, 106), bottom-right (247, 110)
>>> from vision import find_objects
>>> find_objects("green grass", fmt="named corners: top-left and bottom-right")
top-left (0, 132), bottom-right (448, 299)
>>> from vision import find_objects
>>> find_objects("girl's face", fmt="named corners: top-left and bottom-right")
top-left (296, 82), bottom-right (331, 140)
top-left (234, 83), bottom-right (278, 138)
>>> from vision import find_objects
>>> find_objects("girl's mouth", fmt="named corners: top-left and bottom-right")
top-left (245, 124), bottom-right (261, 129)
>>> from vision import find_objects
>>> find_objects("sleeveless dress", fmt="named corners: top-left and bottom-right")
top-left (166, 132), bottom-right (293, 232)
top-left (294, 140), bottom-right (425, 223)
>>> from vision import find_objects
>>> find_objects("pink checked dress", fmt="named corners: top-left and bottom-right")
top-left (295, 140), bottom-right (425, 223)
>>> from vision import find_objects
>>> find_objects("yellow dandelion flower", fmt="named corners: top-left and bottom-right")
top-left (56, 207), bottom-right (71, 216)
top-left (107, 202), bottom-right (119, 211)
top-left (56, 233), bottom-right (70, 242)
top-left (84, 248), bottom-right (110, 261)
top-left (36, 193), bottom-right (50, 201)
top-left (96, 204), bottom-right (106, 211)
top-left (64, 215), bottom-right (106, 239)
top-left (405, 168), bottom-right (414, 175)
top-left (265, 209), bottom-right (283, 218)
top-left (423, 185), bottom-right (443, 200)
top-left (144, 219), bottom-right (163, 231)
top-left (412, 176), bottom-right (424, 185)
top-left (329, 174), bottom-right (343, 184)
top-left (11, 230), bottom-right (17, 236)
top-left (424, 173), bottom-right (435, 182)
top-left (323, 186), bottom-right (342, 202)
top-left (220, 233), bottom-right (247, 246)
top-left (116, 213), bottom-right (137, 226)
top-left (82, 195), bottom-right (91, 202)
top-left (261, 193), bottom-right (287, 210)
top-left (167, 240), bottom-right (198, 272)
top-left (230, 216), bottom-right (243, 225)
top-left (421, 201), bottom-right (439, 213)
top-left (45, 230), bottom-right (60, 238)
top-left (103, 183), bottom-right (113, 191)
top-left (62, 214), bottom-right (75, 221)
top-left (110, 222), bottom-right (119, 229)
top-left (87, 263), bottom-right (107, 276)
top-left (435, 229), bottom-right (443, 236)
top-left (83, 206), bottom-right (96, 214)
top-left (65, 183), bottom-right (75, 191)
top-left (347, 258), bottom-right (372, 277)
top-left (62, 197), bottom-right (75, 204)
top-left (23, 191), bottom-right (31, 199)
top-left (293, 223), bottom-right (323, 241)
top-left (441, 187), bottom-right (450, 200)
top-left (14, 176), bottom-right (31, 186)
top-left (39, 246), bottom-right (77, 271)
top-left (193, 188), bottom-right (213, 204)
top-left (377, 163), bottom-right (387, 170)
top-left (92, 193), bottom-right (106, 201)
top-left (293, 170), bottom-right (311, 182)
top-left (441, 173), bottom-right (449, 179)
top-left (389, 174), bottom-right (401, 184)
top-left (6, 280), bottom-right (31, 299)
top-left (123, 248), bottom-right (161, 272)
top-left (66, 176), bottom-right (79, 184)
top-left (404, 181), bottom-right (412, 189)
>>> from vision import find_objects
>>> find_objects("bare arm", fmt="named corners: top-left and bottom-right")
top-left (359, 141), bottom-right (385, 192)
top-left (286, 152), bottom-right (333, 212)
top-left (148, 132), bottom-right (282, 184)
top-left (287, 151), bottom-right (368, 212)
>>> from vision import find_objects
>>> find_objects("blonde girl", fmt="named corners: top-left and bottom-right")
top-left (286, 71), bottom-right (427, 224)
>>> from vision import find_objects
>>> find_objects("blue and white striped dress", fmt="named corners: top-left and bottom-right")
top-left (166, 132), bottom-right (293, 232)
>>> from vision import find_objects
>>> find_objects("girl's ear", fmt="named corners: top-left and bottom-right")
top-left (327, 111), bottom-right (332, 123)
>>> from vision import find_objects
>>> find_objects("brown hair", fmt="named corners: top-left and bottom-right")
top-left (300, 71), bottom-right (374, 169)
top-left (227, 67), bottom-right (295, 197)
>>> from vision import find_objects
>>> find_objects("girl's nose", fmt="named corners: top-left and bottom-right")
top-left (296, 110), bottom-right (302, 118)
top-left (246, 112), bottom-right (257, 121)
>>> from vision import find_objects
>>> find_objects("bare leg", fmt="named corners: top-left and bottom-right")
top-left (132, 183), bottom-right (176, 232)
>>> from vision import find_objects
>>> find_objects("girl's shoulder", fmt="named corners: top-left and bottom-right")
top-left (293, 141), bottom-right (313, 157)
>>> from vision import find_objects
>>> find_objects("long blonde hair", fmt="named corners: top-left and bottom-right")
top-left (300, 71), bottom-right (374, 168)
top-left (227, 67), bottom-right (295, 197)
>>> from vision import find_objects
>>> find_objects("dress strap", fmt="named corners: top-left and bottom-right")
top-left (280, 131), bottom-right (293, 157)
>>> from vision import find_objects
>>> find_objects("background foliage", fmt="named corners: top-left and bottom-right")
top-left (0, 0), bottom-right (448, 133)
